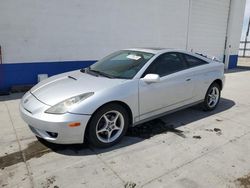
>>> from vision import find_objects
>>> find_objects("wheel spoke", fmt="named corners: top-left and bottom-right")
top-left (107, 131), bottom-right (112, 142)
top-left (97, 127), bottom-right (107, 134)
top-left (103, 114), bottom-right (110, 123)
top-left (208, 99), bottom-right (214, 106)
top-left (212, 88), bottom-right (216, 95)
top-left (113, 125), bottom-right (121, 131)
top-left (113, 113), bottom-right (119, 124)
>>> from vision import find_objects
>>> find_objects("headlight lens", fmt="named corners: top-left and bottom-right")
top-left (45, 92), bottom-right (94, 114)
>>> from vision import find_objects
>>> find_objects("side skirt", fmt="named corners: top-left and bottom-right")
top-left (132, 100), bottom-right (203, 127)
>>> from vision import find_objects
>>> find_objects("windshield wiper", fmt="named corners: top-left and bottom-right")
top-left (81, 68), bottom-right (99, 77)
top-left (90, 69), bottom-right (114, 78)
top-left (85, 68), bottom-right (114, 78)
top-left (82, 67), bottom-right (126, 79)
top-left (80, 68), bottom-right (86, 73)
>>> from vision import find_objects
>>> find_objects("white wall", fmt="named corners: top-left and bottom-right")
top-left (187, 0), bottom-right (230, 60)
top-left (0, 0), bottom-right (189, 63)
top-left (225, 0), bottom-right (246, 67)
top-left (0, 0), bottom-right (246, 66)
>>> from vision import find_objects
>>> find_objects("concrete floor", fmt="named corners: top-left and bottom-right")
top-left (1, 65), bottom-right (250, 188)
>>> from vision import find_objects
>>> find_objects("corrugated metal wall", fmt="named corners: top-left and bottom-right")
top-left (187, 0), bottom-right (230, 59)
top-left (0, 0), bottom-right (189, 64)
top-left (0, 0), bottom-right (232, 64)
top-left (0, 0), bottom-right (246, 91)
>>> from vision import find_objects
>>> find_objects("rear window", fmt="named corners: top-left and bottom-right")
top-left (184, 54), bottom-right (208, 68)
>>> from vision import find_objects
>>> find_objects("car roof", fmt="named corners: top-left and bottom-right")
top-left (124, 47), bottom-right (170, 54)
top-left (124, 48), bottom-right (215, 63)
top-left (124, 47), bottom-right (193, 55)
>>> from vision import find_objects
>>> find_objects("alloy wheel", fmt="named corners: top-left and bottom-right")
top-left (207, 86), bottom-right (219, 108)
top-left (96, 110), bottom-right (124, 143)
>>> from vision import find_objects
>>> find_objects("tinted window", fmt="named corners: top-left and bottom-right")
top-left (184, 54), bottom-right (208, 67)
top-left (90, 50), bottom-right (154, 79)
top-left (143, 53), bottom-right (187, 77)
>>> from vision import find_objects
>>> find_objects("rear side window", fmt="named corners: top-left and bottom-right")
top-left (184, 54), bottom-right (208, 68)
top-left (143, 53), bottom-right (187, 77)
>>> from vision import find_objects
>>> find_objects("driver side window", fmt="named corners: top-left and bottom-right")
top-left (143, 53), bottom-right (187, 77)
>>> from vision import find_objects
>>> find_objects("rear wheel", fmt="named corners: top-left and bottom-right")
top-left (87, 103), bottom-right (129, 148)
top-left (203, 83), bottom-right (221, 111)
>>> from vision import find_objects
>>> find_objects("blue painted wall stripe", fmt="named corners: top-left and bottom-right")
top-left (0, 60), bottom-right (96, 91)
top-left (228, 55), bottom-right (238, 69)
top-left (0, 55), bottom-right (239, 91)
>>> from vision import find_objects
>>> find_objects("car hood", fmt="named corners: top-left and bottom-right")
top-left (30, 70), bottom-right (126, 106)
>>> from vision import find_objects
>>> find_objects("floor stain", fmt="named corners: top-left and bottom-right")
top-left (205, 128), bottom-right (222, 136)
top-left (124, 181), bottom-right (136, 188)
top-left (216, 119), bottom-right (223, 122)
top-left (126, 119), bottom-right (186, 139)
top-left (235, 173), bottom-right (250, 188)
top-left (41, 176), bottom-right (56, 188)
top-left (193, 135), bottom-right (202, 139)
top-left (214, 128), bottom-right (222, 136)
top-left (0, 140), bottom-right (51, 169)
top-left (214, 128), bottom-right (221, 132)
top-left (0, 139), bottom-right (88, 169)
top-left (1, 118), bottom-right (185, 169)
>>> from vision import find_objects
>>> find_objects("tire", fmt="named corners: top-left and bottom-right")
top-left (202, 82), bottom-right (221, 111)
top-left (87, 103), bottom-right (129, 148)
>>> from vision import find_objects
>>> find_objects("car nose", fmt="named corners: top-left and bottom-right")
top-left (22, 92), bottom-right (50, 114)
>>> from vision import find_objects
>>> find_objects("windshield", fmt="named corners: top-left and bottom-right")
top-left (89, 50), bottom-right (154, 79)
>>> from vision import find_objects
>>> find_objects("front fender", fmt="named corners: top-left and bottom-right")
top-left (69, 80), bottom-right (139, 122)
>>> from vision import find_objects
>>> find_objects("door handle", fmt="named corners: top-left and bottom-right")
top-left (186, 78), bottom-right (191, 81)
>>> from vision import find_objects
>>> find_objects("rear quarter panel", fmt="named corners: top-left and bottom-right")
top-left (192, 61), bottom-right (224, 101)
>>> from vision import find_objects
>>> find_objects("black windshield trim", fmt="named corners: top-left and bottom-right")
top-left (88, 68), bottom-right (114, 78)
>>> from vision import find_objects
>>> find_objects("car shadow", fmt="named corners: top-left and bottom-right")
top-left (0, 92), bottom-right (25, 101)
top-left (37, 97), bottom-right (235, 156)
top-left (225, 66), bottom-right (250, 74)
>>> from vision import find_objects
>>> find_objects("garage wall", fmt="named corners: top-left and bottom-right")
top-left (187, 0), bottom-right (230, 59)
top-left (0, 0), bottom-right (189, 63)
top-left (225, 0), bottom-right (246, 69)
top-left (0, 0), bottom-right (246, 91)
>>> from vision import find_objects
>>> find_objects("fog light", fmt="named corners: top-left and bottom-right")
top-left (46, 131), bottom-right (58, 138)
top-left (68, 122), bottom-right (81, 127)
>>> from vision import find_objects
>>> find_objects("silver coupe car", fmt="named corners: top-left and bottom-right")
top-left (20, 48), bottom-right (225, 147)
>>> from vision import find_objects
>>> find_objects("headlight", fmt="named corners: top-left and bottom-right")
top-left (45, 92), bottom-right (94, 114)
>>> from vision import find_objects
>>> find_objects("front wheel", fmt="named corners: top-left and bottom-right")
top-left (87, 104), bottom-right (129, 148)
top-left (202, 83), bottom-right (221, 111)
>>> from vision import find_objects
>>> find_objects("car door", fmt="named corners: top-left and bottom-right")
top-left (138, 52), bottom-right (195, 120)
top-left (182, 53), bottom-right (210, 100)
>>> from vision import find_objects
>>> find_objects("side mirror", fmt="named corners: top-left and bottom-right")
top-left (142, 74), bottom-right (160, 84)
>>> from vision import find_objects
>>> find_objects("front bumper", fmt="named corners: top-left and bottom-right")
top-left (19, 93), bottom-right (91, 144)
